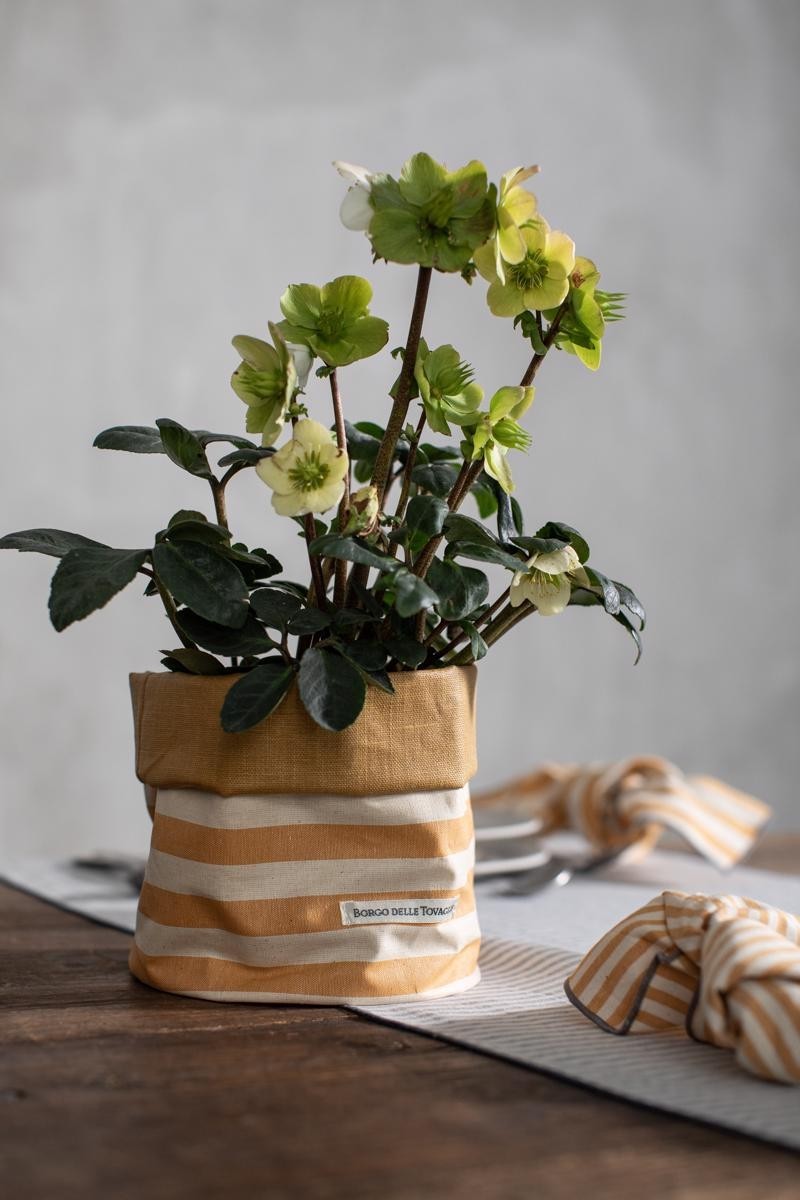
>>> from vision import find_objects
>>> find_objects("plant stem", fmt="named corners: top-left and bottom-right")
top-left (520, 299), bottom-right (570, 386)
top-left (329, 368), bottom-right (350, 609)
top-left (394, 410), bottom-right (427, 525)
top-left (370, 266), bottom-right (432, 506)
top-left (482, 599), bottom-right (535, 646)
top-left (209, 479), bottom-right (228, 529)
top-left (153, 574), bottom-right (194, 649)
top-left (476, 586), bottom-right (511, 631)
top-left (303, 513), bottom-right (328, 609)
top-left (411, 302), bottom-right (569, 588)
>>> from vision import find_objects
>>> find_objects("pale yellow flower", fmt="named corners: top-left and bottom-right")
top-left (256, 419), bottom-right (348, 517)
top-left (509, 545), bottom-right (582, 616)
top-left (495, 164), bottom-right (539, 281)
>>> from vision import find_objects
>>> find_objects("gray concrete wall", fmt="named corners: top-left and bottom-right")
top-left (1, 0), bottom-right (798, 857)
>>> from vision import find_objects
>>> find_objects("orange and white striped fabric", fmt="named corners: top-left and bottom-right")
top-left (130, 785), bottom-right (481, 1004)
top-left (474, 756), bottom-right (770, 869)
top-left (565, 891), bottom-right (800, 1083)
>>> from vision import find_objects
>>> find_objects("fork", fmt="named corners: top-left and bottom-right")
top-left (482, 844), bottom-right (628, 897)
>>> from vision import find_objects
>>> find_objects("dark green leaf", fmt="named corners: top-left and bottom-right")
top-left (255, 578), bottom-right (309, 600)
top-left (612, 610), bottom-right (643, 664)
top-left (177, 609), bottom-right (278, 655)
top-left (161, 512), bottom-right (231, 547)
top-left (221, 662), bottom-right (295, 733)
top-left (614, 580), bottom-right (647, 629)
top-left (333, 608), bottom-right (380, 629)
top-left (159, 647), bottom-right (226, 675)
top-left (443, 514), bottom-right (498, 548)
top-left (339, 641), bottom-right (388, 672)
top-left (250, 588), bottom-right (303, 628)
top-left (584, 566), bottom-right (621, 615)
top-left (93, 425), bottom-right (165, 454)
top-left (411, 462), bottom-right (459, 496)
top-left (287, 607), bottom-right (331, 635)
top-left (427, 558), bottom-right (489, 621)
top-left (384, 634), bottom-right (427, 668)
top-left (471, 480), bottom-right (498, 519)
top-left (297, 646), bottom-right (367, 731)
top-left (155, 419), bottom-right (212, 479)
top-left (0, 528), bottom-right (108, 559)
top-left (49, 547), bottom-right (149, 631)
top-left (193, 431), bottom-right (257, 450)
top-left (216, 447), bottom-right (275, 467)
top-left (152, 541), bottom-right (248, 627)
top-left (512, 535), bottom-right (569, 556)
top-left (568, 587), bottom-right (602, 609)
top-left (309, 533), bottom-right (397, 573)
top-left (405, 494), bottom-right (448, 554)
top-left (345, 420), bottom-right (383, 458)
top-left (535, 521), bottom-right (590, 564)
top-left (459, 619), bottom-right (489, 663)
top-left (364, 668), bottom-right (394, 694)
top-left (349, 580), bottom-right (387, 619)
top-left (447, 541), bottom-right (523, 571)
top-left (388, 568), bottom-right (439, 618)
top-left (226, 545), bottom-right (282, 576)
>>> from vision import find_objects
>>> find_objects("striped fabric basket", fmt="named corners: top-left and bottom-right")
top-left (128, 666), bottom-right (481, 1004)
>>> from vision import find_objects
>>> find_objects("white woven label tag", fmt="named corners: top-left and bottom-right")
top-left (339, 898), bottom-right (459, 926)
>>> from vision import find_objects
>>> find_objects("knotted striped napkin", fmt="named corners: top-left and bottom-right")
top-left (565, 891), bottom-right (800, 1083)
top-left (474, 756), bottom-right (770, 869)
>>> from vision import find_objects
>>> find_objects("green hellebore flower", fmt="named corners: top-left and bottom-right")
top-left (230, 322), bottom-right (312, 446)
top-left (552, 256), bottom-right (605, 371)
top-left (464, 385), bottom-right (534, 494)
top-left (494, 165), bottom-right (540, 281)
top-left (413, 341), bottom-right (484, 436)
top-left (366, 152), bottom-right (496, 273)
top-left (474, 217), bottom-right (576, 317)
top-left (277, 275), bottom-right (389, 369)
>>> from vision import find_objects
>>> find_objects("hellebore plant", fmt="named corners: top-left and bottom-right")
top-left (1, 152), bottom-right (644, 734)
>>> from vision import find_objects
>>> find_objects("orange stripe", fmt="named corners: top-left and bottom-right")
top-left (622, 799), bottom-right (738, 860)
top-left (129, 939), bottom-right (481, 999)
top-left (567, 901), bottom-right (666, 990)
top-left (138, 881), bottom-right (475, 937)
top-left (645, 981), bottom-right (695, 1016)
top-left (151, 811), bottom-right (474, 866)
top-left (691, 774), bottom-right (769, 818)
top-left (631, 1009), bottom-right (678, 1031)
top-left (728, 986), bottom-right (800, 1080)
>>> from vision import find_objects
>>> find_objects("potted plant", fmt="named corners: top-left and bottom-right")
top-left (1, 153), bottom-right (643, 1004)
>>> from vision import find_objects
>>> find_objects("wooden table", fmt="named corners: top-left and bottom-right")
top-left (2, 840), bottom-right (799, 1200)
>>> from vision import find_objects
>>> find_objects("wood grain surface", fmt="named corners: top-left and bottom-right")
top-left (2, 838), bottom-right (799, 1200)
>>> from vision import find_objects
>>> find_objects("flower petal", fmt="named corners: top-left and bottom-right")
top-left (529, 571), bottom-right (571, 616)
top-left (333, 161), bottom-right (374, 187)
top-left (486, 280), bottom-right (526, 318)
top-left (293, 418), bottom-right (337, 450)
top-left (340, 186), bottom-right (373, 231)
top-left (473, 239), bottom-right (499, 283)
top-left (545, 229), bottom-right (576, 273)
top-left (534, 546), bottom-right (581, 575)
top-left (523, 273), bottom-right (570, 311)
top-left (280, 284), bottom-right (322, 329)
top-left (509, 572), bottom-right (529, 607)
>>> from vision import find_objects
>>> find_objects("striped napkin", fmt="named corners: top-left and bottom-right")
top-left (565, 891), bottom-right (800, 1083)
top-left (474, 756), bottom-right (770, 869)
